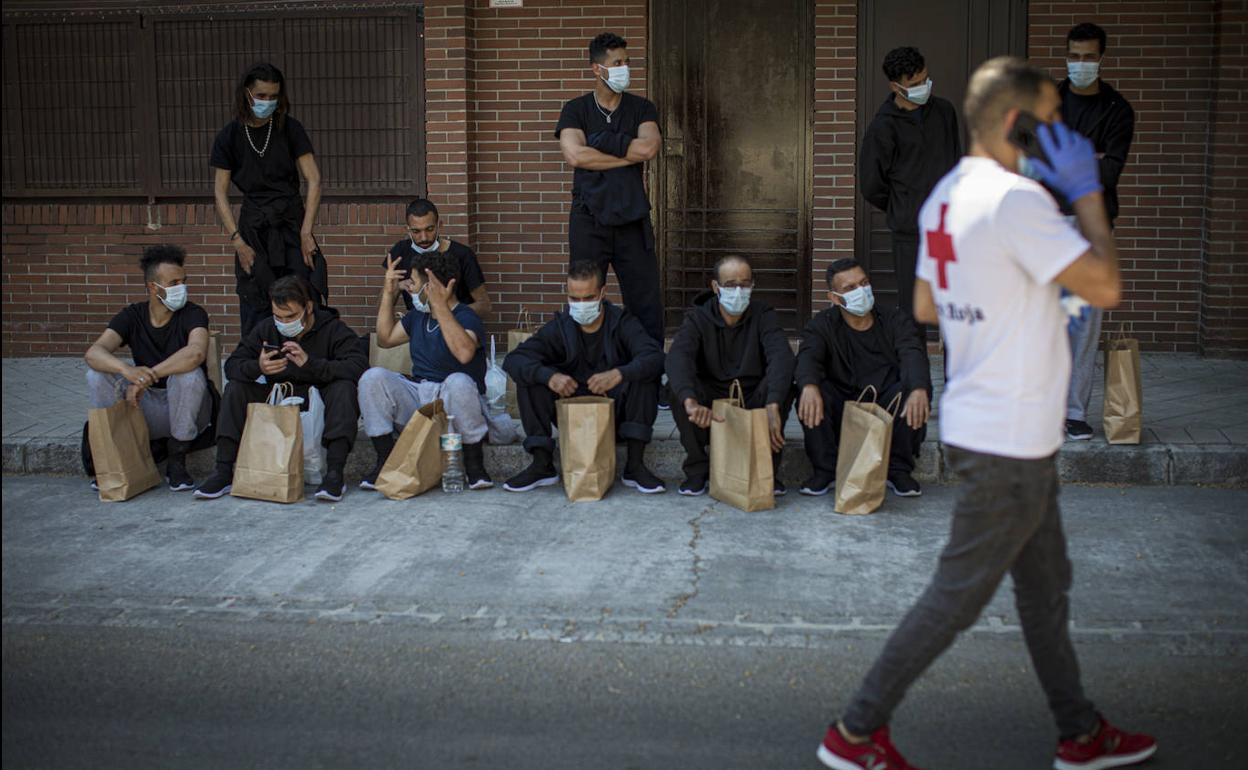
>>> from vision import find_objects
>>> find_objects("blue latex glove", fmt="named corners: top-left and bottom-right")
top-left (1030, 122), bottom-right (1103, 203)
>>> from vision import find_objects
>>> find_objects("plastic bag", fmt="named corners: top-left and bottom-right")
top-left (485, 334), bottom-right (508, 415)
top-left (301, 386), bottom-right (327, 485)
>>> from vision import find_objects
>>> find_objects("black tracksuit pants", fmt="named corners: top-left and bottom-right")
top-left (568, 205), bottom-right (664, 344)
top-left (670, 380), bottom-right (796, 480)
top-left (517, 379), bottom-right (659, 453)
top-left (801, 380), bottom-right (918, 477)
top-left (214, 380), bottom-right (360, 465)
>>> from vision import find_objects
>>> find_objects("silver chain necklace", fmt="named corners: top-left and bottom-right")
top-left (593, 94), bottom-right (617, 125)
top-left (244, 118), bottom-right (273, 157)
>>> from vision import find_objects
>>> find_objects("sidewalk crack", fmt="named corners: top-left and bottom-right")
top-left (667, 503), bottom-right (711, 618)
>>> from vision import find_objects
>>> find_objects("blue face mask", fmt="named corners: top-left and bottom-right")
top-left (835, 285), bottom-right (875, 316)
top-left (718, 286), bottom-right (752, 316)
top-left (250, 90), bottom-right (278, 120)
top-left (411, 286), bottom-right (431, 314)
top-left (568, 299), bottom-right (602, 326)
top-left (410, 237), bottom-right (440, 254)
top-left (275, 313), bottom-right (304, 338)
top-left (1016, 153), bottom-right (1045, 181)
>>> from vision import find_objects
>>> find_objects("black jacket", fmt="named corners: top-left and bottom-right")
top-left (225, 307), bottom-right (367, 387)
top-left (795, 304), bottom-right (931, 400)
top-left (859, 94), bottom-right (963, 237)
top-left (579, 130), bottom-right (651, 227)
top-left (503, 301), bottom-right (663, 386)
top-left (1057, 79), bottom-right (1135, 224)
top-left (665, 290), bottom-right (795, 406)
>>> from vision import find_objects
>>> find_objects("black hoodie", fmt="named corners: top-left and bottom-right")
top-left (225, 307), bottom-right (368, 387)
top-left (665, 290), bottom-right (795, 406)
top-left (503, 300), bottom-right (663, 387)
top-left (1057, 79), bottom-right (1135, 224)
top-left (795, 304), bottom-right (931, 400)
top-left (859, 94), bottom-right (962, 237)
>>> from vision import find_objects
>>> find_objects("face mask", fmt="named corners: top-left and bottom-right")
top-left (568, 299), bottom-right (602, 327)
top-left (156, 283), bottom-right (187, 312)
top-left (1067, 61), bottom-right (1100, 89)
top-left (410, 237), bottom-right (440, 254)
top-left (899, 78), bottom-right (932, 105)
top-left (275, 313), bottom-right (304, 338)
top-left (718, 286), bottom-right (752, 316)
top-left (1016, 152), bottom-right (1045, 181)
top-left (835, 285), bottom-right (875, 317)
top-left (601, 64), bottom-right (630, 94)
top-left (411, 287), bottom-right (431, 314)
top-left (249, 90), bottom-right (278, 120)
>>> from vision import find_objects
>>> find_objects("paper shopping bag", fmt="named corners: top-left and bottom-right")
top-left (88, 398), bottom-right (162, 502)
top-left (556, 395), bottom-right (616, 502)
top-left (505, 308), bottom-right (543, 418)
top-left (710, 380), bottom-right (774, 512)
top-left (834, 386), bottom-right (902, 515)
top-left (375, 399), bottom-right (449, 500)
top-left (1102, 332), bottom-right (1142, 445)
top-left (206, 329), bottom-right (223, 394)
top-left (232, 383), bottom-right (304, 503)
top-left (370, 332), bottom-right (411, 376)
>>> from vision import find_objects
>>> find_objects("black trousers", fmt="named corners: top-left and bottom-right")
top-left (517, 379), bottom-right (658, 453)
top-left (670, 380), bottom-right (796, 479)
top-left (215, 379), bottom-right (360, 464)
top-left (801, 380), bottom-right (919, 477)
top-left (569, 206), bottom-right (664, 344)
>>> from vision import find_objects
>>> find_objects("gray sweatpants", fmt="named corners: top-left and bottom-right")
top-left (357, 367), bottom-right (488, 444)
top-left (86, 368), bottom-right (212, 442)
top-left (841, 446), bottom-right (1099, 741)
top-left (1063, 214), bottom-right (1103, 422)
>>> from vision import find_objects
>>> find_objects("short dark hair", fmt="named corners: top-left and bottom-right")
top-left (713, 254), bottom-right (751, 282)
top-left (567, 259), bottom-right (606, 290)
top-left (963, 56), bottom-right (1052, 139)
top-left (269, 275), bottom-right (314, 309)
top-left (234, 61), bottom-right (289, 129)
top-left (882, 47), bottom-right (926, 83)
top-left (1067, 22), bottom-right (1107, 55)
top-left (412, 249), bottom-right (460, 286)
top-left (826, 258), bottom-right (863, 289)
top-left (405, 198), bottom-right (439, 221)
top-left (589, 32), bottom-right (628, 64)
top-left (139, 244), bottom-right (186, 282)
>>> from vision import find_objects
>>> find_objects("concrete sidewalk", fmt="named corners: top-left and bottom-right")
top-left (4, 354), bottom-right (1248, 485)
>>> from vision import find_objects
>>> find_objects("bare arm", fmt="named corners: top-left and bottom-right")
top-left (296, 153), bottom-right (321, 235)
top-left (469, 285), bottom-right (492, 321)
top-left (559, 128), bottom-right (633, 171)
top-left (913, 278), bottom-right (939, 326)
top-left (624, 121), bottom-right (661, 164)
top-left (376, 257), bottom-right (410, 349)
top-left (1054, 192), bottom-right (1121, 309)
top-left (84, 329), bottom-right (133, 377)
top-left (150, 327), bottom-right (209, 379)
top-left (432, 305), bottom-right (479, 365)
top-left (213, 168), bottom-right (238, 236)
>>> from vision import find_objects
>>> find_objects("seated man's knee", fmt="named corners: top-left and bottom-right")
top-left (167, 368), bottom-right (208, 391)
top-left (443, 372), bottom-right (479, 399)
top-left (358, 366), bottom-right (392, 392)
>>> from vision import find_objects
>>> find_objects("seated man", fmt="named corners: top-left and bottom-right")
top-left (665, 254), bottom-right (796, 496)
top-left (502, 260), bottom-right (665, 493)
top-left (383, 197), bottom-right (493, 321)
top-left (795, 258), bottom-right (931, 497)
top-left (194, 275), bottom-right (367, 502)
top-left (358, 249), bottom-right (493, 491)
top-left (84, 244), bottom-right (215, 491)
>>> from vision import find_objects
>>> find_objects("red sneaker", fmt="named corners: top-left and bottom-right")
top-left (817, 723), bottom-right (923, 770)
top-left (1054, 716), bottom-right (1157, 770)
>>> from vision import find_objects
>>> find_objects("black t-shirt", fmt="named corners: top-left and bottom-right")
top-left (843, 326), bottom-right (898, 395)
top-left (210, 116), bottom-right (314, 207)
top-left (1061, 89), bottom-right (1100, 136)
top-left (572, 326), bottom-right (606, 383)
top-left (554, 92), bottom-right (659, 205)
top-left (106, 302), bottom-right (211, 389)
top-left (382, 239), bottom-right (487, 311)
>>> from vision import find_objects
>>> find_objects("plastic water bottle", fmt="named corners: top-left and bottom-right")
top-left (441, 415), bottom-right (465, 493)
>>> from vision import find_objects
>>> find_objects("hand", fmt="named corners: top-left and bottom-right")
top-left (683, 398), bottom-right (722, 430)
top-left (382, 255), bottom-right (406, 297)
top-left (902, 389), bottom-right (930, 431)
top-left (798, 384), bottom-right (824, 430)
top-left (586, 368), bottom-right (623, 395)
top-left (300, 231), bottom-right (317, 269)
top-left (235, 239), bottom-right (257, 275)
top-left (547, 373), bottom-right (578, 398)
top-left (282, 341), bottom-right (308, 367)
top-left (1031, 122), bottom-right (1102, 203)
top-left (125, 382), bottom-right (146, 408)
top-left (765, 402), bottom-right (785, 452)
top-left (259, 349), bottom-right (288, 376)
top-left (123, 365), bottom-right (159, 388)
top-left (423, 269), bottom-right (457, 310)
top-left (398, 277), bottom-right (417, 295)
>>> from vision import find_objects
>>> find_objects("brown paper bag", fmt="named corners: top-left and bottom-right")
top-left (556, 395), bottom-right (616, 502)
top-left (370, 332), bottom-right (410, 375)
top-left (505, 307), bottom-right (542, 418)
top-left (1102, 331), bottom-right (1142, 445)
top-left (709, 380), bottom-right (774, 512)
top-left (206, 329), bottom-right (223, 394)
top-left (375, 399), bottom-right (449, 500)
top-left (834, 386), bottom-right (902, 515)
top-left (88, 397), bottom-right (162, 502)
top-left (232, 383), bottom-right (304, 503)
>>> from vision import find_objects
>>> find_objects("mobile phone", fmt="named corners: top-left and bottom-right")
top-left (261, 342), bottom-right (283, 355)
top-left (1007, 111), bottom-right (1052, 165)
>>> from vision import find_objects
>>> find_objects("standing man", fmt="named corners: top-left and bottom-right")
top-left (555, 32), bottom-right (663, 347)
top-left (1059, 22), bottom-right (1135, 441)
top-left (815, 58), bottom-right (1156, 770)
top-left (382, 197), bottom-right (493, 321)
top-left (859, 46), bottom-right (962, 330)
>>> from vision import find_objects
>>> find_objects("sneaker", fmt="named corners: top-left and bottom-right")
top-left (657, 389), bottom-right (671, 411)
top-left (1066, 419), bottom-right (1094, 441)
top-left (886, 472), bottom-right (922, 497)
top-left (773, 479), bottom-right (788, 497)
top-left (166, 461), bottom-right (196, 492)
top-left (678, 474), bottom-right (708, 496)
top-left (90, 479), bottom-right (99, 492)
top-left (503, 461), bottom-right (559, 492)
top-left (467, 466), bottom-right (495, 491)
top-left (800, 471), bottom-right (835, 496)
top-left (1054, 716), bottom-right (1157, 770)
top-left (314, 470), bottom-right (345, 502)
top-left (817, 724), bottom-right (920, 770)
top-left (622, 465), bottom-right (666, 494)
top-left (359, 472), bottom-right (380, 491)
top-left (193, 468), bottom-right (233, 500)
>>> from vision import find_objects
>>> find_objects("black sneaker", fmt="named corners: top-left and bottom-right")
top-left (886, 472), bottom-right (922, 497)
top-left (503, 460), bottom-right (559, 492)
top-left (193, 468), bottom-right (233, 499)
top-left (622, 465), bottom-right (666, 494)
top-left (467, 466), bottom-right (495, 491)
top-left (799, 471), bottom-right (835, 496)
top-left (1066, 419), bottom-right (1094, 441)
top-left (657, 386), bottom-right (671, 411)
top-left (678, 474), bottom-right (708, 496)
top-left (89, 479), bottom-right (99, 492)
top-left (166, 461), bottom-right (196, 492)
top-left (315, 470), bottom-right (345, 502)
top-left (773, 479), bottom-right (788, 497)
top-left (359, 471), bottom-right (380, 491)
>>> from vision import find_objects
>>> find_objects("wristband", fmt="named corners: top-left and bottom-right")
top-left (229, 230), bottom-right (240, 241)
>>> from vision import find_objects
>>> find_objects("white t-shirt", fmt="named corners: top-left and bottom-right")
top-left (916, 157), bottom-right (1090, 459)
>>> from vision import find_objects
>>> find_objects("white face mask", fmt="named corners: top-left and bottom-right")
top-left (410, 237), bottom-right (440, 254)
top-left (275, 313), bottom-right (304, 338)
top-left (568, 299), bottom-right (602, 327)
top-left (156, 283), bottom-right (187, 312)
top-left (411, 286), bottom-right (431, 314)
top-left (601, 64), bottom-right (630, 94)
top-left (835, 285), bottom-right (875, 317)
top-left (898, 77), bottom-right (932, 105)
top-left (1067, 60), bottom-right (1100, 88)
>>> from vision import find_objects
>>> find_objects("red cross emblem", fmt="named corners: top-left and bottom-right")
top-left (926, 203), bottom-right (957, 290)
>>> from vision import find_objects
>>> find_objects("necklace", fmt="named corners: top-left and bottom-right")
top-left (244, 119), bottom-right (273, 157)
top-left (425, 316), bottom-right (440, 334)
top-left (593, 94), bottom-right (617, 125)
